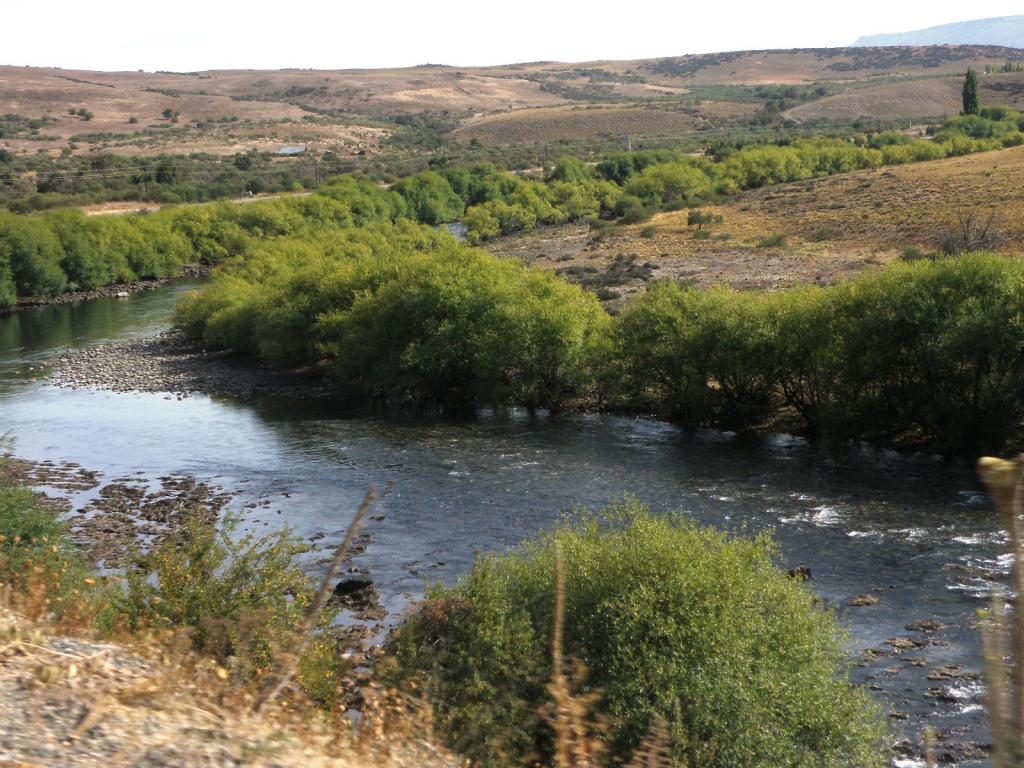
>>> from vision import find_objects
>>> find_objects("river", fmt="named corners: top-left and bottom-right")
top-left (0, 281), bottom-right (1007, 766)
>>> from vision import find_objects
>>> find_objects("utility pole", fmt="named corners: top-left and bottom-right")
top-left (311, 150), bottom-right (320, 187)
top-left (142, 165), bottom-right (150, 203)
top-left (626, 134), bottom-right (632, 153)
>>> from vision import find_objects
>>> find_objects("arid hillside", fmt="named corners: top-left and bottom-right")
top-left (786, 71), bottom-right (1024, 122)
top-left (3, 44), bottom-right (1024, 156)
top-left (453, 103), bottom-right (758, 145)
top-left (631, 45), bottom-right (1024, 84)
top-left (487, 144), bottom-right (1024, 303)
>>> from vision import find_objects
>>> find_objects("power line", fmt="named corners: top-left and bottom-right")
top-left (1, 162), bottom-right (344, 184)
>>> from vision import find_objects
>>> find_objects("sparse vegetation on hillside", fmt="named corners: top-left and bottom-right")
top-left (0, 150), bottom-right (355, 212)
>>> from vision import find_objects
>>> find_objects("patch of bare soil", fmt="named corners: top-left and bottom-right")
top-left (454, 105), bottom-right (708, 145)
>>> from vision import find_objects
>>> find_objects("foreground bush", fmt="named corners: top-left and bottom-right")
top-left (106, 517), bottom-right (338, 681)
top-left (390, 502), bottom-right (886, 767)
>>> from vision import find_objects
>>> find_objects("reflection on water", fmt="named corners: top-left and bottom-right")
top-left (0, 284), bottom-right (1005, 762)
top-left (0, 281), bottom-right (198, 381)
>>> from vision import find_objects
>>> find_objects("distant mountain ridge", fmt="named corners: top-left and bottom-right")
top-left (854, 16), bottom-right (1024, 48)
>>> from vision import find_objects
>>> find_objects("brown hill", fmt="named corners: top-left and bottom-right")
top-left (2, 45), bottom-right (1023, 156)
top-left (786, 72), bottom-right (1024, 122)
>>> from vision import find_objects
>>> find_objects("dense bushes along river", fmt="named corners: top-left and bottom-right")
top-left (609, 255), bottom-right (1024, 453)
top-left (179, 234), bottom-right (1024, 454)
top-left (3, 105), bottom-right (1024, 308)
top-left (6, 108), bottom-right (1024, 452)
top-left (5, 176), bottom-right (1024, 452)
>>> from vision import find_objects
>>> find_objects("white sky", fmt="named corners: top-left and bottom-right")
top-left (2, 1), bottom-right (1021, 71)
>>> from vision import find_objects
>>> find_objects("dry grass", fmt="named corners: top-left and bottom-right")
top-left (975, 456), bottom-right (1024, 767)
top-left (786, 72), bottom-right (1024, 123)
top-left (715, 145), bottom-right (1024, 252)
top-left (453, 104), bottom-right (755, 145)
top-left (0, 606), bottom-right (460, 768)
top-left (0, 64), bottom-right (561, 157)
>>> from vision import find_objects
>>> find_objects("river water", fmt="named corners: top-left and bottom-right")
top-left (0, 282), bottom-right (1009, 765)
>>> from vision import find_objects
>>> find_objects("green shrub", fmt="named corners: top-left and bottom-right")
top-left (485, 200), bottom-right (539, 235)
top-left (900, 246), bottom-right (928, 261)
top-left (610, 255), bottom-right (1024, 452)
top-left (615, 194), bottom-right (653, 224)
top-left (105, 516), bottom-right (336, 680)
top-left (757, 233), bottom-right (787, 249)
top-left (720, 146), bottom-right (809, 189)
top-left (0, 255), bottom-right (15, 308)
top-left (686, 209), bottom-right (722, 230)
top-left (443, 163), bottom-right (519, 206)
top-left (316, 175), bottom-right (409, 225)
top-left (819, 255), bottom-right (1024, 451)
top-left (0, 475), bottom-right (91, 611)
top-left (609, 283), bottom-right (778, 428)
top-left (464, 203), bottom-right (502, 244)
top-left (393, 171), bottom-right (465, 225)
top-left (0, 213), bottom-right (68, 298)
top-left (45, 209), bottom-right (133, 290)
top-left (391, 502), bottom-right (886, 768)
top-left (509, 181), bottom-right (566, 225)
top-left (317, 246), bottom-right (610, 408)
top-left (546, 155), bottom-right (592, 183)
top-left (623, 163), bottom-right (712, 208)
top-left (179, 224), bottom-right (610, 409)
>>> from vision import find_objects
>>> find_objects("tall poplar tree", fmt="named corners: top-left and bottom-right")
top-left (962, 68), bottom-right (980, 115)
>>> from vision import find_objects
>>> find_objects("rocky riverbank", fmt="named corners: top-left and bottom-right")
top-left (5, 264), bottom-right (210, 312)
top-left (50, 331), bottom-right (334, 400)
top-left (3, 455), bottom-right (388, 628)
